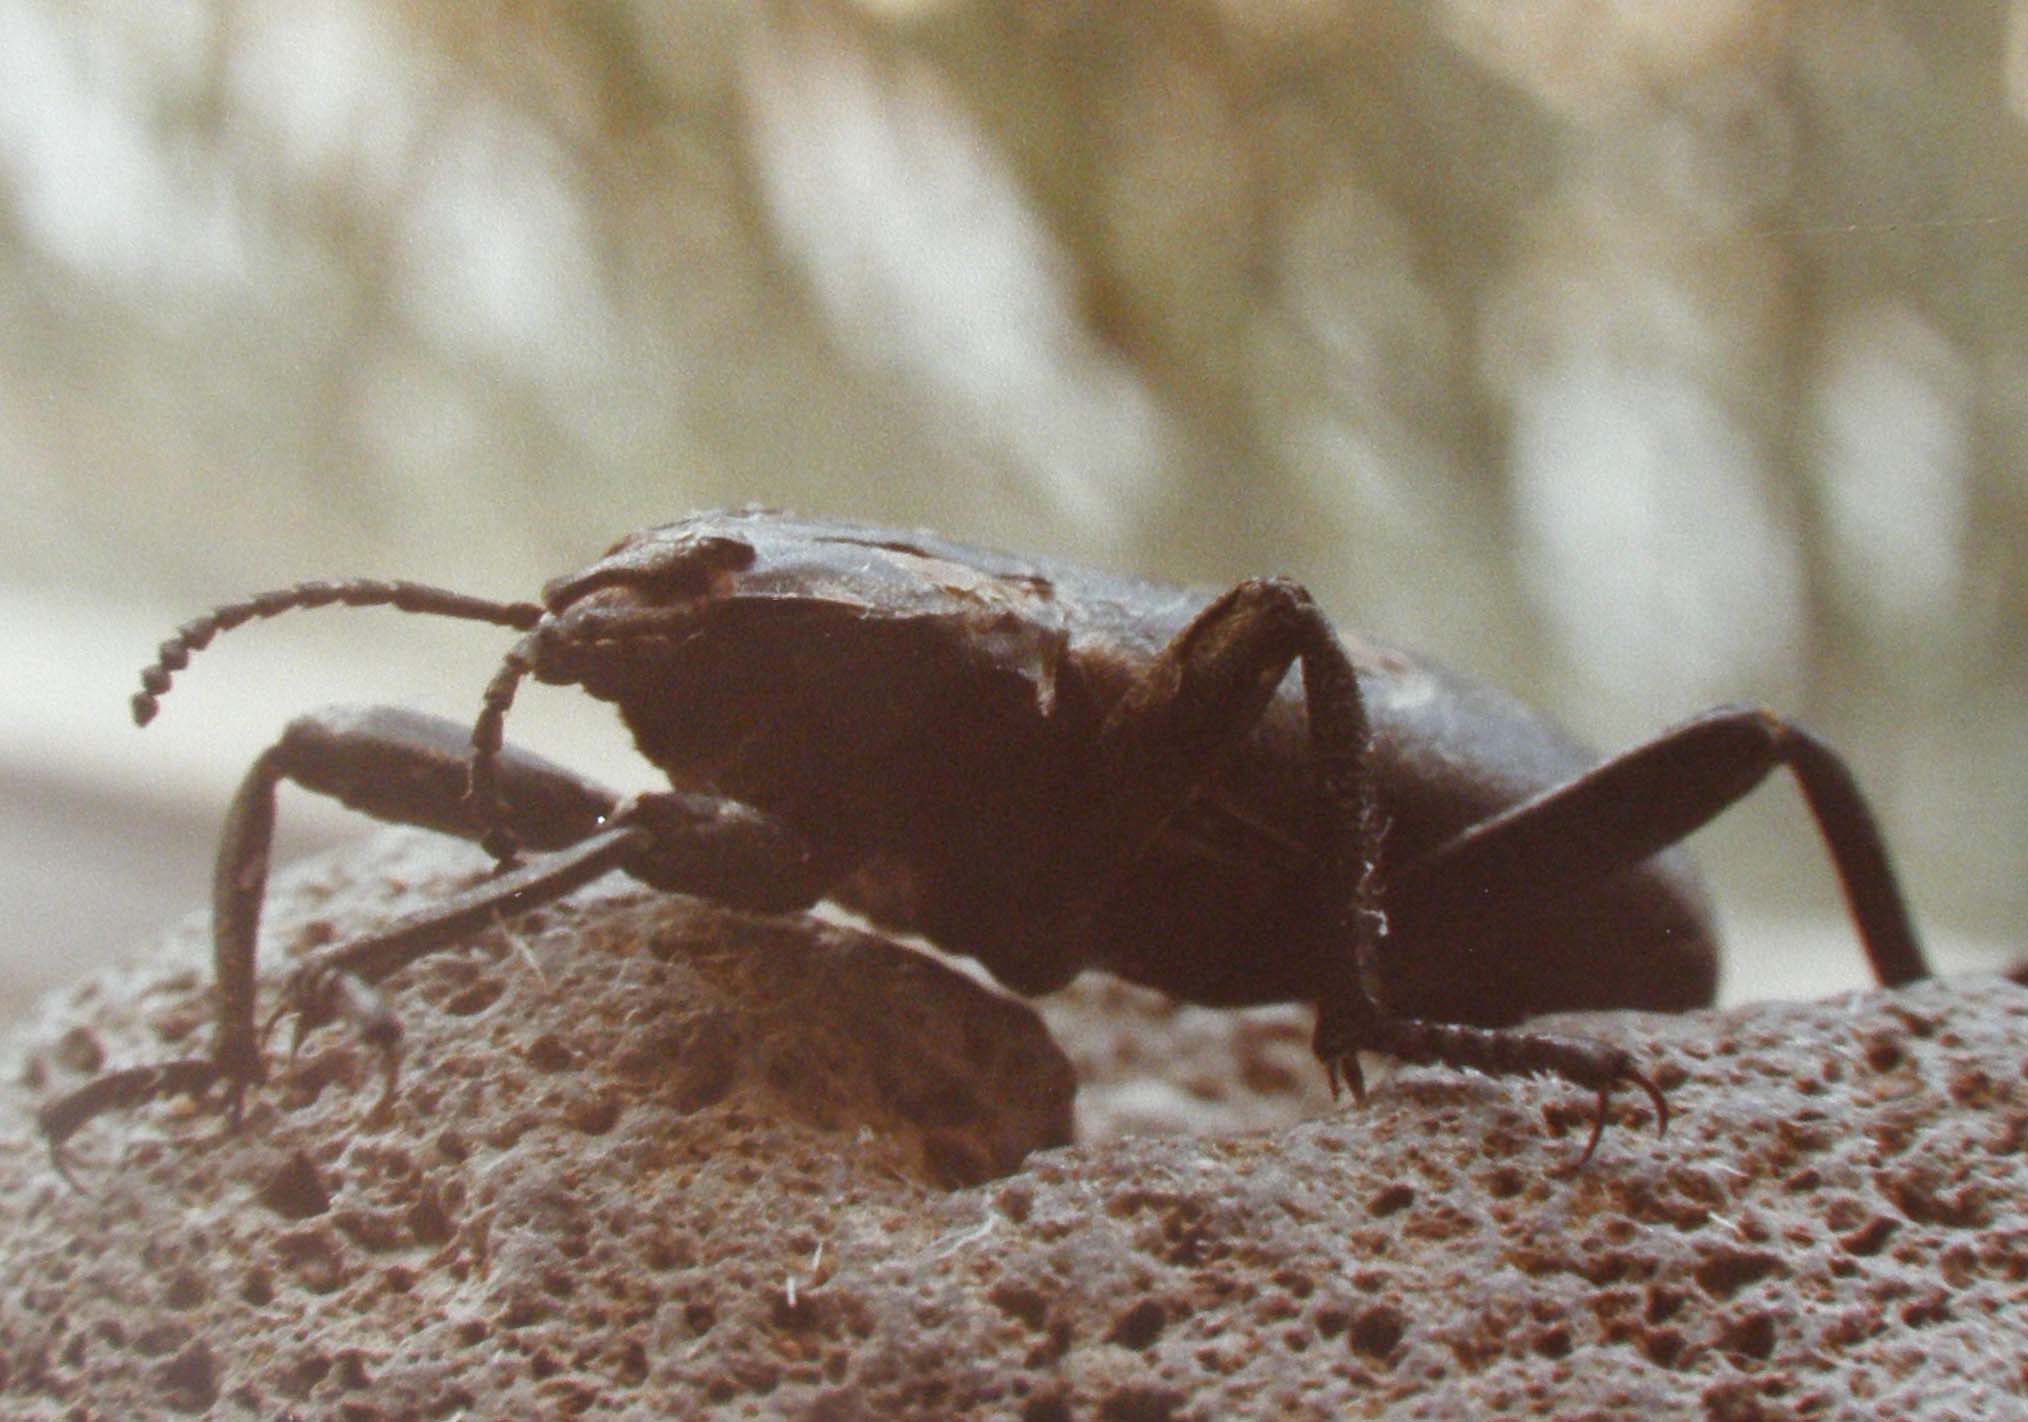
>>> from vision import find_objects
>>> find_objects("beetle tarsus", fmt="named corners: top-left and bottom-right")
top-left (40, 964), bottom-right (411, 1189)
top-left (37, 1057), bottom-right (226, 1191)
top-left (329, 970), bottom-right (406, 1113)
top-left (1315, 1006), bottom-right (1669, 1164)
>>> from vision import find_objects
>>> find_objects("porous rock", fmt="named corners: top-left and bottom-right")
top-left (2, 831), bottom-right (2024, 1420)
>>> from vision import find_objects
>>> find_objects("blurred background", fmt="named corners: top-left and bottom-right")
top-left (3, 0), bottom-right (2023, 1026)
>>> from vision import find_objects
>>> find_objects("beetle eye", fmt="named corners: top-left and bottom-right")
top-left (543, 532), bottom-right (757, 611)
top-left (689, 536), bottom-right (758, 574)
top-left (639, 536), bottom-right (756, 594)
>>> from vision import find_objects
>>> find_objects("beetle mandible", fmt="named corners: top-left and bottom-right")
top-left (40, 507), bottom-right (1929, 1175)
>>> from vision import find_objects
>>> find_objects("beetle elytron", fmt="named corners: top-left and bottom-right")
top-left (40, 507), bottom-right (1929, 1174)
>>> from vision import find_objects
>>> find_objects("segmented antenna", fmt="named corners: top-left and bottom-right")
top-left (464, 617), bottom-right (685, 860)
top-left (467, 633), bottom-right (537, 861)
top-left (133, 579), bottom-right (545, 725)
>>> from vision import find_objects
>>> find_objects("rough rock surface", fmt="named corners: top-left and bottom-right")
top-left (2, 831), bottom-right (2024, 1420)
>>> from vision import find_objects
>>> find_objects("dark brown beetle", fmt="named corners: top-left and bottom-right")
top-left (40, 507), bottom-right (1928, 1176)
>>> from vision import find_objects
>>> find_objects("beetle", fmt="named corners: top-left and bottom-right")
top-left (39, 507), bottom-right (1929, 1176)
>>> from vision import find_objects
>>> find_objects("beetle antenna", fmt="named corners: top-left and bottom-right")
top-left (464, 617), bottom-right (689, 861)
top-left (468, 633), bottom-right (537, 860)
top-left (133, 580), bottom-right (545, 726)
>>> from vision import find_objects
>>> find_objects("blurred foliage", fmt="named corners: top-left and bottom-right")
top-left (1, 0), bottom-right (2023, 945)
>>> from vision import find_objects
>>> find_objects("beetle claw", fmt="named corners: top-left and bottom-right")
top-left (1326, 1053), bottom-right (1366, 1104)
top-left (1633, 1065), bottom-right (1671, 1139)
top-left (275, 965), bottom-right (407, 1114)
top-left (1567, 1062), bottom-right (1670, 1171)
top-left (35, 1058), bottom-right (226, 1191)
top-left (48, 1141), bottom-right (91, 1198)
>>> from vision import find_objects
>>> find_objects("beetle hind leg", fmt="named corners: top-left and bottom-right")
top-left (1393, 705), bottom-right (1928, 992)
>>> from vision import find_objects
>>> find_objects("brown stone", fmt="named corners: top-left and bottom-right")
top-left (3, 831), bottom-right (2023, 1419)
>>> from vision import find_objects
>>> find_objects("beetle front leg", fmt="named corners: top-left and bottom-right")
top-left (207, 705), bottom-right (625, 1107)
top-left (244, 789), bottom-right (829, 1122)
top-left (1092, 578), bottom-right (1665, 1160)
top-left (38, 706), bottom-right (621, 1168)
top-left (273, 789), bottom-right (832, 1050)
top-left (39, 706), bottom-right (829, 1175)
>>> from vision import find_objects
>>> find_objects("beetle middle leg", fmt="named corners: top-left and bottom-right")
top-left (1089, 578), bottom-right (1665, 1161)
top-left (39, 705), bottom-right (827, 1172)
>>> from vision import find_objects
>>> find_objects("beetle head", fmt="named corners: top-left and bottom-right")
top-left (523, 513), bottom-right (890, 691)
top-left (467, 509), bottom-right (1071, 834)
top-left (535, 507), bottom-right (1043, 632)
